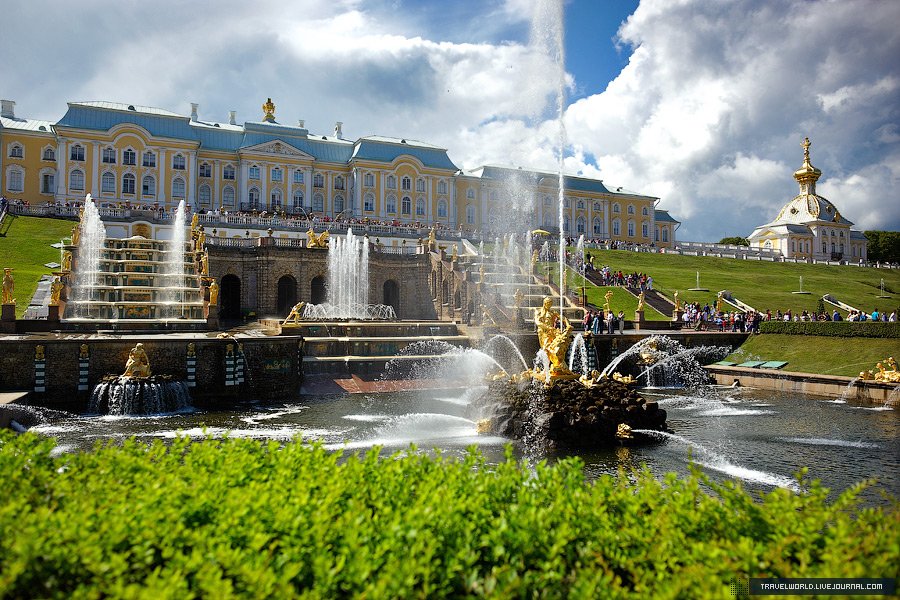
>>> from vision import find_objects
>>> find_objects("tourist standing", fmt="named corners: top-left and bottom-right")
top-left (617, 310), bottom-right (625, 334)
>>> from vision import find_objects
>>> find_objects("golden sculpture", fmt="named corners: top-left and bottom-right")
top-left (123, 343), bottom-right (151, 378)
top-left (62, 251), bottom-right (72, 272)
top-left (79, 344), bottom-right (89, 359)
top-left (860, 357), bottom-right (900, 383)
top-left (673, 290), bottom-right (681, 311)
top-left (306, 227), bottom-right (330, 249)
top-left (71, 225), bottom-right (80, 246)
top-left (531, 249), bottom-right (539, 267)
top-left (209, 280), bottom-right (219, 306)
top-left (191, 213), bottom-right (199, 231)
top-left (603, 289), bottom-right (613, 316)
top-left (514, 288), bottom-right (524, 309)
top-left (2, 268), bottom-right (14, 305)
top-left (187, 343), bottom-right (196, 358)
top-left (636, 291), bottom-right (645, 312)
top-left (533, 297), bottom-right (577, 384)
top-left (262, 97), bottom-right (276, 122)
top-left (195, 228), bottom-right (206, 253)
top-left (49, 277), bottom-right (64, 306)
top-left (283, 301), bottom-right (307, 325)
top-left (35, 345), bottom-right (45, 361)
top-left (716, 291), bottom-right (724, 314)
top-left (427, 227), bottom-right (436, 249)
top-left (199, 251), bottom-right (209, 276)
top-left (479, 264), bottom-right (486, 283)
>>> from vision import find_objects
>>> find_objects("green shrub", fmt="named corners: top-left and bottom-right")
top-left (759, 321), bottom-right (900, 338)
top-left (0, 432), bottom-right (897, 599)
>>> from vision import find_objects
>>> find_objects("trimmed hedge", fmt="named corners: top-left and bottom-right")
top-left (759, 321), bottom-right (900, 338)
top-left (1, 432), bottom-right (897, 599)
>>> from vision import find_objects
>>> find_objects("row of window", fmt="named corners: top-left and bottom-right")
top-left (7, 144), bottom-right (57, 162)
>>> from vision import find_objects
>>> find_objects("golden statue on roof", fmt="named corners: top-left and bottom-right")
top-left (262, 97), bottom-right (276, 122)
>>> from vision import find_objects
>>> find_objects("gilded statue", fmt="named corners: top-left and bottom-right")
top-left (199, 251), bottom-right (209, 276)
top-left (603, 289), bottom-right (613, 315)
top-left (123, 343), bottom-right (151, 378)
top-left (636, 291), bottom-right (645, 312)
top-left (191, 213), bottom-right (199, 231)
top-left (209, 280), bottom-right (219, 305)
top-left (479, 264), bottom-right (486, 283)
top-left (531, 249), bottom-right (539, 266)
top-left (427, 227), bottom-right (436, 249)
top-left (62, 251), bottom-right (72, 272)
top-left (283, 301), bottom-right (307, 325)
top-left (533, 297), bottom-right (577, 384)
top-left (861, 357), bottom-right (900, 384)
top-left (79, 344), bottom-right (89, 359)
top-left (451, 244), bottom-right (458, 261)
top-left (195, 228), bottom-right (206, 252)
top-left (2, 268), bottom-right (14, 305)
top-left (673, 290), bottom-right (681, 311)
top-left (306, 227), bottom-right (330, 249)
top-left (187, 343), bottom-right (196, 358)
top-left (262, 97), bottom-right (276, 122)
top-left (35, 345), bottom-right (45, 361)
top-left (71, 226), bottom-right (80, 246)
top-left (49, 277), bottom-right (64, 306)
top-left (716, 291), bottom-right (724, 314)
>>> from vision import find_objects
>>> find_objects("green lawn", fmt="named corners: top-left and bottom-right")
top-left (0, 215), bottom-right (75, 318)
top-left (576, 249), bottom-right (900, 318)
top-left (725, 334), bottom-right (899, 377)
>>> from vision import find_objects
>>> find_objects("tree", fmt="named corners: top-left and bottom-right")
top-left (864, 231), bottom-right (900, 263)
top-left (718, 236), bottom-right (749, 246)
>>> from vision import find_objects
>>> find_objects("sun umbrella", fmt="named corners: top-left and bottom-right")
top-left (530, 229), bottom-right (552, 236)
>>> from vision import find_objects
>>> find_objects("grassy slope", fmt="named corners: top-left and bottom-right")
top-left (0, 215), bottom-right (74, 318)
top-left (724, 334), bottom-right (899, 377)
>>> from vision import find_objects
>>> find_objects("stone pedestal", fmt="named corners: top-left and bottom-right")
top-left (633, 309), bottom-right (645, 330)
top-left (1, 304), bottom-right (15, 334)
top-left (206, 305), bottom-right (219, 330)
top-left (672, 309), bottom-right (684, 324)
top-left (47, 304), bottom-right (61, 322)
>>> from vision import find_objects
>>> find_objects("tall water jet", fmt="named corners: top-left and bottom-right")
top-left (327, 228), bottom-right (369, 319)
top-left (72, 194), bottom-right (106, 318)
top-left (163, 200), bottom-right (187, 318)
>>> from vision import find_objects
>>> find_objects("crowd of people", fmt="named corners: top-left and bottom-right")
top-left (677, 303), bottom-right (898, 332)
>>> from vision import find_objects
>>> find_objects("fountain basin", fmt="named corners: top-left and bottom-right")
top-left (89, 375), bottom-right (192, 416)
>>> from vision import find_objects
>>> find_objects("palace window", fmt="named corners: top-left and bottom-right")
top-left (593, 217), bottom-right (603, 236)
top-left (123, 149), bottom-right (136, 166)
top-left (313, 173), bottom-right (324, 188)
top-left (122, 173), bottom-right (136, 195)
top-left (313, 193), bottom-right (324, 212)
top-left (248, 188), bottom-right (260, 210)
top-left (142, 175), bottom-right (155, 196)
top-left (271, 167), bottom-right (282, 182)
top-left (386, 194), bottom-right (397, 214)
top-left (334, 194), bottom-right (344, 213)
top-left (223, 186), bottom-right (235, 207)
top-left (627, 205), bottom-right (635, 215)
top-left (200, 184), bottom-right (212, 206)
top-left (69, 169), bottom-right (85, 191)
top-left (612, 203), bottom-right (620, 213)
top-left (249, 165), bottom-right (260, 180)
top-left (416, 178), bottom-right (425, 193)
top-left (662, 228), bottom-right (669, 243)
top-left (102, 147), bottom-right (116, 164)
top-left (387, 175), bottom-right (397, 190)
top-left (466, 204), bottom-right (475, 224)
top-left (642, 206), bottom-right (649, 216)
top-left (200, 163), bottom-right (212, 178)
top-left (101, 171), bottom-right (116, 193)
top-left (612, 218), bottom-right (620, 236)
top-left (437, 199), bottom-right (447, 218)
top-left (270, 188), bottom-right (281, 210)
top-left (364, 172), bottom-right (375, 187)
top-left (6, 168), bottom-right (24, 192)
top-left (401, 176), bottom-right (411, 191)
top-left (8, 144), bottom-right (23, 159)
top-left (364, 193), bottom-right (375, 212)
top-left (416, 197), bottom-right (425, 216)
top-left (292, 190), bottom-right (304, 211)
top-left (627, 220), bottom-right (635, 237)
top-left (593, 202), bottom-right (601, 212)
top-left (467, 188), bottom-right (475, 200)
top-left (401, 196), bottom-right (411, 215)
top-left (576, 216), bottom-right (585, 234)
top-left (172, 177), bottom-right (186, 199)
top-left (70, 144), bottom-right (85, 162)
top-left (642, 222), bottom-right (649, 238)
top-left (42, 147), bottom-right (55, 161)
top-left (437, 180), bottom-right (447, 195)
top-left (172, 154), bottom-right (186, 170)
top-left (576, 200), bottom-right (585, 210)
top-left (294, 169), bottom-right (304, 184)
top-left (142, 151), bottom-right (156, 168)
top-left (223, 165), bottom-right (235, 180)
top-left (334, 175), bottom-right (344, 190)
top-left (41, 172), bottom-right (55, 194)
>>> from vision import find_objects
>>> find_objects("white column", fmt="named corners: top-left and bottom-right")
top-left (305, 167), bottom-right (312, 212)
top-left (425, 176), bottom-right (432, 223)
top-left (55, 139), bottom-right (66, 199)
top-left (188, 150), bottom-right (197, 210)
top-left (157, 149), bottom-right (167, 206)
top-left (380, 171), bottom-right (386, 219)
top-left (91, 143), bottom-right (100, 199)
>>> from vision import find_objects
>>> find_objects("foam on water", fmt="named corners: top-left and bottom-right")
top-left (697, 407), bottom-right (775, 417)
top-left (779, 437), bottom-right (880, 449)
top-left (342, 414), bottom-right (393, 423)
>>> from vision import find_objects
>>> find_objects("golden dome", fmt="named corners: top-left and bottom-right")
top-left (793, 137), bottom-right (822, 183)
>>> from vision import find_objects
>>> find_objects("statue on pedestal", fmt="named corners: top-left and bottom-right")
top-left (209, 280), bottom-right (219, 306)
top-left (534, 296), bottom-right (577, 384)
top-left (306, 227), bottom-right (329, 249)
top-left (123, 343), bottom-right (151, 378)
top-left (49, 277), bottom-right (64, 306)
top-left (637, 291), bottom-right (645, 312)
top-left (2, 268), bottom-right (14, 305)
top-left (603, 289), bottom-right (613, 316)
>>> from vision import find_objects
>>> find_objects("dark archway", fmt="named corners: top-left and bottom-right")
top-left (310, 275), bottom-right (326, 304)
top-left (383, 279), bottom-right (400, 314)
top-left (277, 274), bottom-right (297, 316)
top-left (220, 274), bottom-right (241, 320)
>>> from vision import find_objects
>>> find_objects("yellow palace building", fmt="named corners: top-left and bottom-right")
top-left (0, 97), bottom-right (678, 246)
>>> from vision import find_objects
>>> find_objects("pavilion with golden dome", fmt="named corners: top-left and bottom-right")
top-left (748, 138), bottom-right (868, 263)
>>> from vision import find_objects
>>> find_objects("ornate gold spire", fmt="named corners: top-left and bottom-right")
top-left (793, 136), bottom-right (822, 194)
top-left (262, 98), bottom-right (276, 123)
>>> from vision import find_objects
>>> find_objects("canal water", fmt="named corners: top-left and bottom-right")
top-left (31, 385), bottom-right (897, 502)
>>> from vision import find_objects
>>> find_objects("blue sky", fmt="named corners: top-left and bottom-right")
top-left (2, 0), bottom-right (898, 241)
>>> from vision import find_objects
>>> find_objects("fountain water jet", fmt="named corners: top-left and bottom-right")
top-left (162, 200), bottom-right (187, 318)
top-left (71, 195), bottom-right (106, 318)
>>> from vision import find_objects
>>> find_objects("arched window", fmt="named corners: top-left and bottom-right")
top-left (364, 192), bottom-right (375, 212)
top-left (576, 216), bottom-right (585, 234)
top-left (123, 148), bottom-right (136, 166)
top-left (334, 175), bottom-right (344, 190)
top-left (248, 187), bottom-right (260, 210)
top-left (612, 203), bottom-right (620, 213)
top-left (277, 275), bottom-right (297, 317)
top-left (627, 220), bottom-right (635, 237)
top-left (200, 184), bottom-right (212, 206)
top-left (333, 194), bottom-right (344, 213)
top-left (627, 205), bottom-right (635, 215)
top-left (437, 199), bottom-right (447, 218)
top-left (363, 172), bottom-right (375, 187)
top-left (101, 171), bottom-right (116, 194)
top-left (466, 204), bottom-right (475, 225)
top-left (467, 188), bottom-right (475, 200)
top-left (200, 163), bottom-right (212, 178)
top-left (142, 151), bottom-right (156, 168)
top-left (313, 173), bottom-right (324, 188)
top-left (437, 180), bottom-right (447, 194)
top-left (172, 177), bottom-right (186, 199)
top-left (292, 190), bottom-right (304, 211)
top-left (223, 186), bottom-right (235, 207)
top-left (68, 169), bottom-right (85, 191)
top-left (386, 175), bottom-right (397, 190)
top-left (102, 147), bottom-right (116, 164)
top-left (401, 196), bottom-right (411, 215)
top-left (612, 218), bottom-right (620, 236)
top-left (172, 154), bottom-right (186, 170)
top-left (142, 175), bottom-right (155, 196)
top-left (271, 167), bottom-right (282, 182)
top-left (6, 167), bottom-right (24, 192)
top-left (416, 197), bottom-right (425, 216)
top-left (386, 194), bottom-right (397, 214)
top-left (593, 217), bottom-right (602, 236)
top-left (270, 188), bottom-right (281, 209)
top-left (642, 206), bottom-right (649, 216)
top-left (40, 170), bottom-right (55, 194)
top-left (293, 169), bottom-right (304, 184)
top-left (416, 178), bottom-right (425, 193)
top-left (122, 173), bottom-right (136, 195)
top-left (42, 147), bottom-right (55, 161)
top-left (642, 222), bottom-right (649, 238)
top-left (70, 144), bottom-right (85, 162)
top-left (8, 144), bottom-right (23, 159)
top-left (313, 192), bottom-right (324, 212)
top-left (401, 176), bottom-right (412, 191)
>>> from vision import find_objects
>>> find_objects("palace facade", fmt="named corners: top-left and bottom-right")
top-left (748, 138), bottom-right (867, 262)
top-left (0, 98), bottom-right (678, 246)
